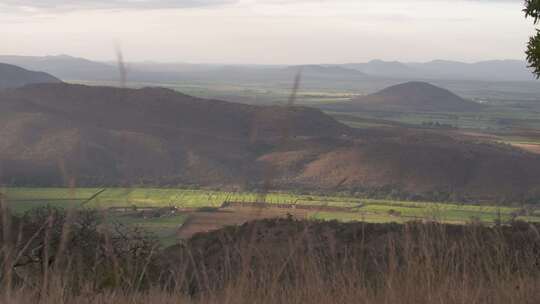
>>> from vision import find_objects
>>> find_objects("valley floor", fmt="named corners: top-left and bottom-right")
top-left (3, 187), bottom-right (539, 244)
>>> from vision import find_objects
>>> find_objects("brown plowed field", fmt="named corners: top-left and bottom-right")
top-left (511, 143), bottom-right (540, 155)
top-left (177, 206), bottom-right (312, 239)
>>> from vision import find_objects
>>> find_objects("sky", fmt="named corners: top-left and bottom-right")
top-left (0, 0), bottom-right (534, 64)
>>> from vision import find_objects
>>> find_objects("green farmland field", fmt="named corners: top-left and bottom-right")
top-left (2, 187), bottom-right (539, 225)
top-left (1, 187), bottom-right (360, 211)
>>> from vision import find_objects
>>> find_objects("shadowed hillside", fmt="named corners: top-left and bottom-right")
top-left (0, 83), bottom-right (349, 187)
top-left (326, 81), bottom-right (484, 112)
top-left (262, 130), bottom-right (540, 201)
top-left (0, 63), bottom-right (61, 89)
top-left (0, 83), bottom-right (539, 202)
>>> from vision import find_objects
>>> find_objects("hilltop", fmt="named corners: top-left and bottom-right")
top-left (0, 63), bottom-right (61, 89)
top-left (326, 82), bottom-right (484, 112)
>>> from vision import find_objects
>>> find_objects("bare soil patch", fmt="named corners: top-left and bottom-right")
top-left (511, 143), bottom-right (540, 154)
top-left (177, 206), bottom-right (312, 239)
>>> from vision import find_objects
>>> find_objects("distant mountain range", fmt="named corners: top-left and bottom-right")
top-left (0, 55), bottom-right (367, 84)
top-left (0, 62), bottom-right (61, 89)
top-left (324, 81), bottom-right (484, 113)
top-left (0, 55), bottom-right (117, 81)
top-left (342, 59), bottom-right (535, 82)
top-left (0, 55), bottom-right (535, 83)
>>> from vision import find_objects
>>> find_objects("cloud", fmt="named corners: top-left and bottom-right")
top-left (0, 0), bottom-right (523, 16)
top-left (1, 0), bottom-right (523, 10)
top-left (1, 0), bottom-right (237, 10)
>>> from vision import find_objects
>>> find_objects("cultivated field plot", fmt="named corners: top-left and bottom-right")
top-left (177, 205), bottom-right (313, 239)
top-left (1, 187), bottom-right (363, 212)
top-left (3, 187), bottom-right (539, 223)
top-left (2, 187), bottom-right (540, 244)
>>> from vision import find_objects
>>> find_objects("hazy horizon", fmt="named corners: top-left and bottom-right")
top-left (0, 0), bottom-right (533, 64)
top-left (0, 53), bottom-right (530, 66)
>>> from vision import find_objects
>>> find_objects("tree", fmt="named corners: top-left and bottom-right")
top-left (524, 0), bottom-right (540, 78)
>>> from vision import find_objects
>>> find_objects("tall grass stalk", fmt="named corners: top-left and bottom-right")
top-left (1, 210), bottom-right (539, 304)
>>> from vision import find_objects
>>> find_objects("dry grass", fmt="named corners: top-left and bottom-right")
top-left (1, 201), bottom-right (539, 304)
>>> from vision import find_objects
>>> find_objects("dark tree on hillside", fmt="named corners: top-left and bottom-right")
top-left (524, 0), bottom-right (540, 78)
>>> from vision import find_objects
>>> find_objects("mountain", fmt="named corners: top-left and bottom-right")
top-left (342, 59), bottom-right (535, 81)
top-left (344, 60), bottom-right (418, 78)
top-left (0, 83), bottom-right (349, 187)
top-left (408, 60), bottom-right (535, 82)
top-left (289, 65), bottom-right (367, 77)
top-left (0, 63), bottom-right (61, 89)
top-left (1, 83), bottom-right (539, 201)
top-left (0, 55), bottom-right (535, 85)
top-left (0, 55), bottom-right (117, 81)
top-left (0, 55), bottom-right (367, 84)
top-left (326, 82), bottom-right (484, 112)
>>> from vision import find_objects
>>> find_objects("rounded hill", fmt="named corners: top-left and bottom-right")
top-left (331, 81), bottom-right (484, 112)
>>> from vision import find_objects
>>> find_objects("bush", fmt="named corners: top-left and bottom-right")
top-left (1, 206), bottom-right (160, 293)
